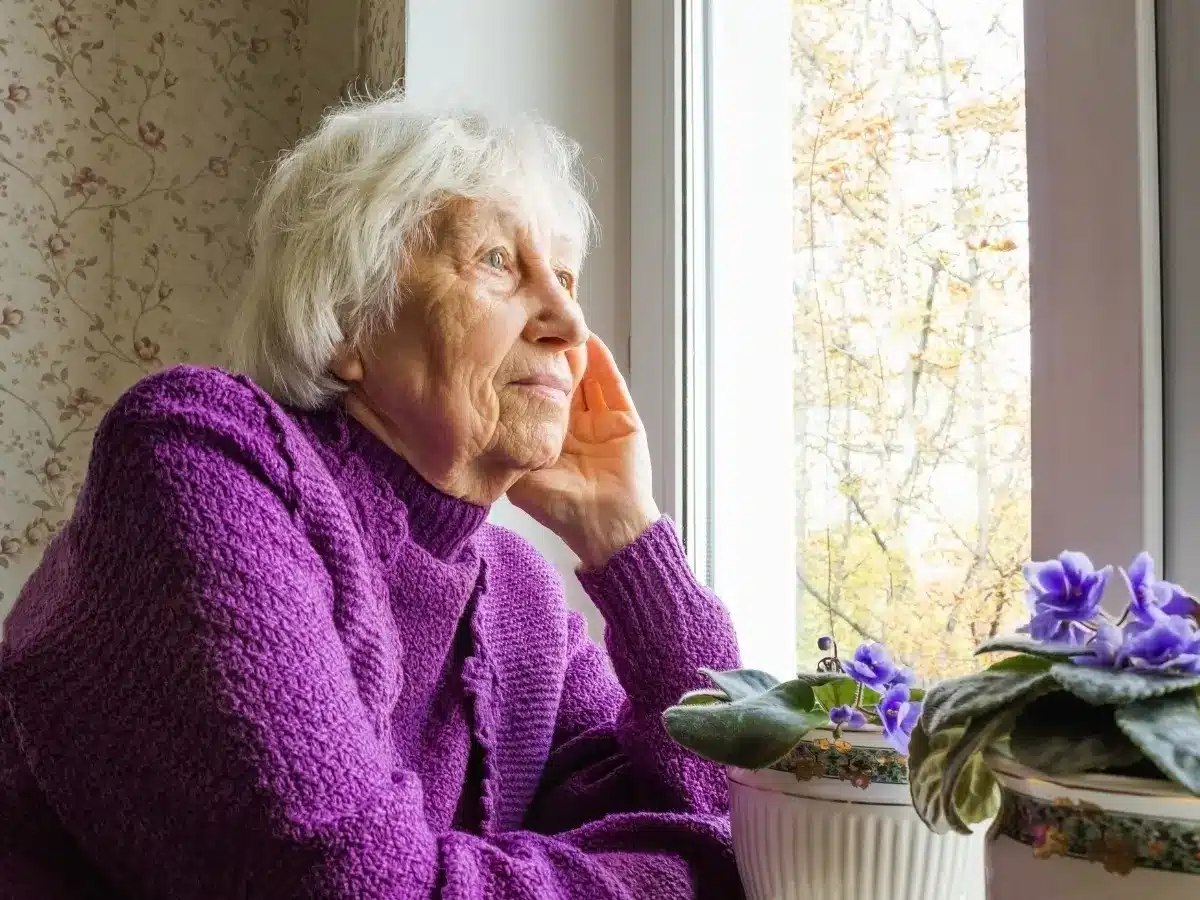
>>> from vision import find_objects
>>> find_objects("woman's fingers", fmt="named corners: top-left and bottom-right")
top-left (584, 335), bottom-right (634, 412)
top-left (583, 379), bottom-right (608, 412)
top-left (571, 380), bottom-right (588, 414)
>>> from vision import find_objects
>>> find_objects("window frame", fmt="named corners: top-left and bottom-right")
top-left (1158, 0), bottom-right (1200, 587)
top-left (629, 0), bottom-right (1164, 666)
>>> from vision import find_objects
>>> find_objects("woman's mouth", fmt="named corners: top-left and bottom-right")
top-left (511, 373), bottom-right (573, 401)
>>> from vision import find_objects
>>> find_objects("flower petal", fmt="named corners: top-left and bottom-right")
top-left (1058, 551), bottom-right (1094, 585)
top-left (1150, 580), bottom-right (1199, 618)
top-left (1127, 551), bottom-right (1154, 590)
top-left (1024, 559), bottom-right (1067, 596)
top-left (1080, 566), bottom-right (1113, 617)
top-left (1026, 610), bottom-right (1069, 642)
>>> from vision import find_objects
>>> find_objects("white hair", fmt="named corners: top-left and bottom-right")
top-left (228, 90), bottom-right (596, 408)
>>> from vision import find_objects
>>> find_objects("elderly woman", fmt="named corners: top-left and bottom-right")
top-left (0, 96), bottom-right (744, 899)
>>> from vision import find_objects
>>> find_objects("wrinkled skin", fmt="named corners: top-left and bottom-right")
top-left (333, 194), bottom-right (659, 568)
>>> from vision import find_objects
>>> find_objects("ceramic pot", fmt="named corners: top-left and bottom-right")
top-left (985, 749), bottom-right (1200, 899)
top-left (729, 726), bottom-right (984, 900)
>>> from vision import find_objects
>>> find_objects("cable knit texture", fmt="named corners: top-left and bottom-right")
top-left (0, 366), bottom-right (744, 899)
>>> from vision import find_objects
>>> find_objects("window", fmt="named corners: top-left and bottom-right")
top-left (786, 1), bottom-right (1032, 679)
top-left (631, 0), bottom-right (1162, 679)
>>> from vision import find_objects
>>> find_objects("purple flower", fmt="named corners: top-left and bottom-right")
top-left (1072, 620), bottom-right (1124, 668)
top-left (817, 635), bottom-right (834, 652)
top-left (1123, 552), bottom-right (1198, 631)
top-left (1019, 551), bottom-right (1112, 644)
top-left (843, 643), bottom-right (904, 692)
top-left (877, 684), bottom-right (921, 755)
top-left (829, 705), bottom-right (867, 730)
top-left (1118, 614), bottom-right (1200, 675)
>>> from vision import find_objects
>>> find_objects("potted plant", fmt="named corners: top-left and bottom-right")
top-left (665, 638), bottom-right (983, 900)
top-left (909, 550), bottom-right (1200, 899)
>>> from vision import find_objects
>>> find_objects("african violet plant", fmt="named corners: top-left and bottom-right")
top-left (910, 551), bottom-right (1200, 835)
top-left (663, 637), bottom-right (924, 770)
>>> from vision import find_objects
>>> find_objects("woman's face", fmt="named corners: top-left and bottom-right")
top-left (334, 194), bottom-right (589, 502)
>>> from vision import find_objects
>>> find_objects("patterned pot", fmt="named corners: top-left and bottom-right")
top-left (985, 749), bottom-right (1200, 899)
top-left (729, 726), bottom-right (984, 900)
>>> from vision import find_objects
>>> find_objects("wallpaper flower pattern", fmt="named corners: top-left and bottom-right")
top-left (0, 0), bottom-right (387, 618)
top-left (358, 0), bottom-right (403, 91)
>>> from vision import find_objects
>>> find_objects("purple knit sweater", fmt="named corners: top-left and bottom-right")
top-left (0, 367), bottom-right (744, 899)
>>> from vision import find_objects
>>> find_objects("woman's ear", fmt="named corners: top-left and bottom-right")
top-left (329, 342), bottom-right (365, 384)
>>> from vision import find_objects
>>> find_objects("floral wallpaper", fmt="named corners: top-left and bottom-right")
top-left (0, 0), bottom-right (391, 619)
top-left (358, 0), bottom-right (403, 91)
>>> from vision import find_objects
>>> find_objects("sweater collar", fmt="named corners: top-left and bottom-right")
top-left (308, 405), bottom-right (490, 560)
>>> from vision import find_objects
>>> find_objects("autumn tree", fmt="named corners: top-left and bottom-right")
top-left (791, 0), bottom-right (1030, 678)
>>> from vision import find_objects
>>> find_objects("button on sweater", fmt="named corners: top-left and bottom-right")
top-left (0, 366), bottom-right (745, 899)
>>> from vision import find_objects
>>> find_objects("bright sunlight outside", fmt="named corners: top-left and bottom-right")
top-left (791, 0), bottom-right (1031, 679)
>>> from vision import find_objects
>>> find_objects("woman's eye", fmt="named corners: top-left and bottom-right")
top-left (556, 270), bottom-right (572, 290)
top-left (485, 249), bottom-right (506, 270)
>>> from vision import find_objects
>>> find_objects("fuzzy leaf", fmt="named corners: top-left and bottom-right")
top-left (940, 713), bottom-right (1009, 834)
top-left (1050, 664), bottom-right (1200, 706)
top-left (812, 676), bottom-right (863, 712)
top-left (1114, 691), bottom-right (1200, 793)
top-left (1009, 691), bottom-right (1144, 775)
top-left (907, 720), bottom-right (956, 833)
top-left (953, 749), bottom-right (1001, 826)
top-left (909, 715), bottom-right (1002, 835)
top-left (792, 672), bottom-right (846, 688)
top-left (699, 668), bottom-right (779, 702)
top-left (975, 636), bottom-right (1081, 661)
top-left (924, 671), bottom-right (1053, 734)
top-left (676, 688), bottom-right (727, 706)
top-left (987, 655), bottom-right (1053, 675)
top-left (664, 679), bottom-right (826, 769)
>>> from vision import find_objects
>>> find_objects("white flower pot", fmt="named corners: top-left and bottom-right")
top-left (984, 750), bottom-right (1200, 899)
top-left (729, 727), bottom-right (984, 900)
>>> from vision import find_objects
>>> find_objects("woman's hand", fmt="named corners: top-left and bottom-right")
top-left (507, 335), bottom-right (660, 569)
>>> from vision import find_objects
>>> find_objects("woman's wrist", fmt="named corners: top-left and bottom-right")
top-left (574, 502), bottom-right (661, 571)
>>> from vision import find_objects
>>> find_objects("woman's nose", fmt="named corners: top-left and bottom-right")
top-left (523, 271), bottom-right (588, 349)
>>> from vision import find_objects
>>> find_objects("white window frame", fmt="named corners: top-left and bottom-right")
top-left (630, 0), bottom-right (1164, 673)
top-left (1158, 0), bottom-right (1200, 587)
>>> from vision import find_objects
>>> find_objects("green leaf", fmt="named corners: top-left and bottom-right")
top-left (664, 679), bottom-right (827, 769)
top-left (1114, 692), bottom-right (1200, 793)
top-left (791, 671), bottom-right (846, 688)
top-left (924, 671), bottom-right (1053, 734)
top-left (987, 655), bottom-right (1053, 675)
top-left (940, 713), bottom-right (1009, 834)
top-left (677, 688), bottom-right (727, 706)
top-left (908, 720), bottom-right (957, 833)
top-left (1050, 664), bottom-right (1200, 706)
top-left (910, 715), bottom-right (1003, 835)
top-left (812, 676), bottom-right (859, 712)
top-left (700, 668), bottom-right (779, 702)
top-left (953, 751), bottom-right (1000, 826)
top-left (1009, 691), bottom-right (1144, 775)
top-left (975, 635), bottom-right (1081, 661)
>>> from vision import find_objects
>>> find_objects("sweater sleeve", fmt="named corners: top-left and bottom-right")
top-left (0, 378), bottom-right (741, 900)
top-left (527, 521), bottom-right (742, 838)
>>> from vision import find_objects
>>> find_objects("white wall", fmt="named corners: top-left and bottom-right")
top-left (405, 0), bottom-right (632, 636)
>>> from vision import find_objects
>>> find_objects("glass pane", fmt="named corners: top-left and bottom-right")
top-left (792, 0), bottom-right (1030, 679)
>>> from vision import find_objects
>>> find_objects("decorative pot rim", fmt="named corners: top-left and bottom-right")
top-left (728, 764), bottom-right (915, 806)
top-left (806, 723), bottom-right (885, 735)
top-left (985, 748), bottom-right (1200, 877)
top-left (983, 747), bottom-right (1199, 802)
top-left (738, 726), bottom-right (911, 801)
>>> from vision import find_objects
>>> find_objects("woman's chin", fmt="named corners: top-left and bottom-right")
top-left (489, 424), bottom-right (565, 474)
